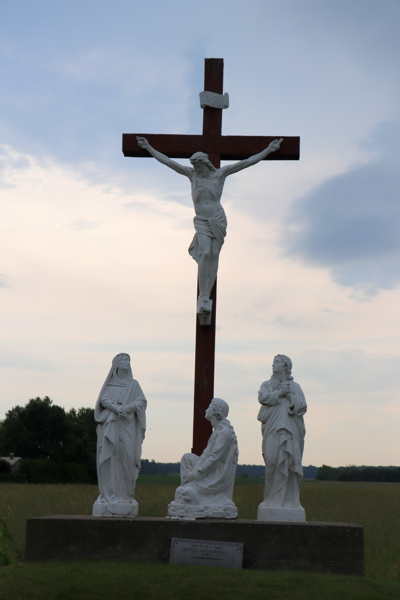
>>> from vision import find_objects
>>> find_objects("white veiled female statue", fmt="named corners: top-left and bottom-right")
top-left (257, 354), bottom-right (307, 522)
top-left (92, 353), bottom-right (147, 517)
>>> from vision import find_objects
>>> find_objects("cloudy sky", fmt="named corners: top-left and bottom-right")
top-left (1, 1), bottom-right (399, 467)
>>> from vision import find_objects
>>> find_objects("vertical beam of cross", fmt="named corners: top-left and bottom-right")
top-left (191, 59), bottom-right (223, 455)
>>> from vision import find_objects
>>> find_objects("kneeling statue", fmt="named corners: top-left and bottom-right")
top-left (168, 398), bottom-right (238, 519)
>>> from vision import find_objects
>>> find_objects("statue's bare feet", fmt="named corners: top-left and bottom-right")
top-left (198, 296), bottom-right (211, 313)
top-left (197, 296), bottom-right (213, 326)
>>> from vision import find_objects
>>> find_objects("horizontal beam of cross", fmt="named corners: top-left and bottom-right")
top-left (122, 134), bottom-right (300, 161)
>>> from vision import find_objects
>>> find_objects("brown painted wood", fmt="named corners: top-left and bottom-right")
top-left (202, 58), bottom-right (223, 143)
top-left (123, 134), bottom-right (300, 161)
top-left (191, 59), bottom-right (224, 454)
top-left (192, 279), bottom-right (216, 455)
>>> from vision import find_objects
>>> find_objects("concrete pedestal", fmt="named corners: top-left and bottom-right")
top-left (25, 516), bottom-right (364, 576)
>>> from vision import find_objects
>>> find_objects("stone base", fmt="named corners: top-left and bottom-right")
top-left (167, 501), bottom-right (237, 520)
top-left (25, 516), bottom-right (364, 576)
top-left (92, 499), bottom-right (138, 518)
top-left (257, 503), bottom-right (305, 522)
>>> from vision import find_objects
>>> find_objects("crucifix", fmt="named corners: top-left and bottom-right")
top-left (123, 59), bottom-right (299, 455)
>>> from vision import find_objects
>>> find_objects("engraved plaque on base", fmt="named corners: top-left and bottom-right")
top-left (170, 537), bottom-right (243, 569)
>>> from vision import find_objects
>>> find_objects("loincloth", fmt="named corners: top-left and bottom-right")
top-left (188, 206), bottom-right (227, 264)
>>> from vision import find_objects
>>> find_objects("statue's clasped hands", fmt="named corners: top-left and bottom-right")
top-left (278, 382), bottom-right (292, 398)
top-left (117, 407), bottom-right (128, 419)
top-left (278, 382), bottom-right (295, 415)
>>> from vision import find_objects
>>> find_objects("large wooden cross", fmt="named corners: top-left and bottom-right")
top-left (123, 59), bottom-right (300, 455)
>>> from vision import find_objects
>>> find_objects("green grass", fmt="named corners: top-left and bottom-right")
top-left (137, 474), bottom-right (264, 486)
top-left (301, 480), bottom-right (400, 581)
top-left (138, 473), bottom-right (181, 485)
top-left (1, 560), bottom-right (400, 600)
top-left (0, 478), bottom-right (400, 599)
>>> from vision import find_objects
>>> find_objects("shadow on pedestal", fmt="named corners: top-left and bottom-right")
top-left (25, 516), bottom-right (364, 576)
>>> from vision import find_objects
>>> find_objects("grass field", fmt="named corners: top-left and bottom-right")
top-left (1, 478), bottom-right (400, 599)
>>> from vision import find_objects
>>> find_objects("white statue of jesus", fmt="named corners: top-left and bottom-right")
top-left (136, 136), bottom-right (282, 320)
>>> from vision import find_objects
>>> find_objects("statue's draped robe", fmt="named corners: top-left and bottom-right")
top-left (180, 419), bottom-right (238, 506)
top-left (257, 379), bottom-right (306, 507)
top-left (95, 379), bottom-right (146, 504)
top-left (188, 206), bottom-right (227, 264)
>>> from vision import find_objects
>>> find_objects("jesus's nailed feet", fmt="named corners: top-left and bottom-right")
top-left (197, 297), bottom-right (212, 326)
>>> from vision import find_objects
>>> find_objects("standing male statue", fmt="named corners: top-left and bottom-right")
top-left (136, 136), bottom-right (282, 316)
top-left (257, 354), bottom-right (307, 522)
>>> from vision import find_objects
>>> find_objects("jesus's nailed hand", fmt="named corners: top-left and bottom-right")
top-left (136, 136), bottom-right (150, 150)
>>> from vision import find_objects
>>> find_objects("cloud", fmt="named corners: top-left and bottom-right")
top-left (0, 147), bottom-right (29, 172)
top-left (0, 349), bottom-right (55, 372)
top-left (0, 144), bottom-right (30, 189)
top-left (295, 347), bottom-right (400, 396)
top-left (65, 219), bottom-right (100, 231)
top-left (0, 274), bottom-right (12, 288)
top-left (283, 121), bottom-right (400, 295)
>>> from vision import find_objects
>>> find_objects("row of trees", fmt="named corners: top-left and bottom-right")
top-left (139, 460), bottom-right (268, 477)
top-left (0, 397), bottom-right (318, 483)
top-left (2, 397), bottom-right (397, 484)
top-left (0, 397), bottom-right (97, 483)
top-left (140, 460), bottom-right (318, 479)
top-left (317, 464), bottom-right (400, 482)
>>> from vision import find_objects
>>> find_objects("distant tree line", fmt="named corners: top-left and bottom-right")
top-left (317, 464), bottom-right (400, 482)
top-left (4, 397), bottom-right (395, 485)
top-left (0, 397), bottom-right (320, 483)
top-left (140, 460), bottom-right (318, 479)
top-left (0, 396), bottom-right (97, 483)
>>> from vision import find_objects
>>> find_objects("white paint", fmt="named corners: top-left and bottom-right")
top-left (92, 353), bottom-right (147, 518)
top-left (168, 398), bottom-right (238, 519)
top-left (199, 91), bottom-right (229, 110)
top-left (257, 355), bottom-right (307, 522)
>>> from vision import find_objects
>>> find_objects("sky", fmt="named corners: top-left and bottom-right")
top-left (1, 0), bottom-right (399, 467)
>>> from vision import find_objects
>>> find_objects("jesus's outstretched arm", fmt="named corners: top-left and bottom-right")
top-left (136, 137), bottom-right (191, 178)
top-left (220, 138), bottom-right (283, 177)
